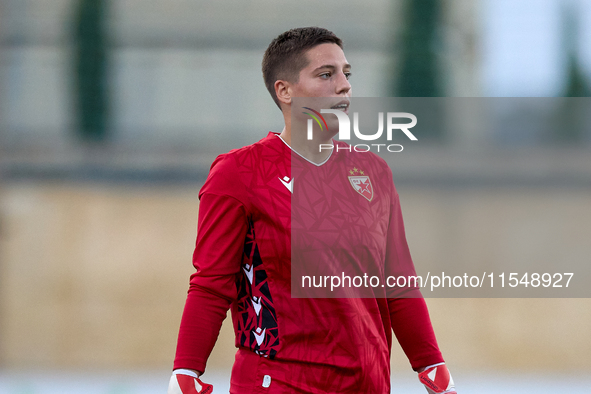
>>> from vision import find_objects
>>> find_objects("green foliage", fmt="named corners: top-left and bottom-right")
top-left (74, 0), bottom-right (109, 142)
top-left (564, 55), bottom-right (591, 98)
top-left (395, 0), bottom-right (442, 98)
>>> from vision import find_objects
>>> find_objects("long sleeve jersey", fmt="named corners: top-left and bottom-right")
top-left (174, 132), bottom-right (443, 393)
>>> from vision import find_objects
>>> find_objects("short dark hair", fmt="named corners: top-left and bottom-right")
top-left (262, 27), bottom-right (343, 109)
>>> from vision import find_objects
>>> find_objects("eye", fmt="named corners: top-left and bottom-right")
top-left (319, 72), bottom-right (331, 79)
top-left (344, 72), bottom-right (352, 80)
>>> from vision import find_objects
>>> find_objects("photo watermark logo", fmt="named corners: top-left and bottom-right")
top-left (303, 107), bottom-right (418, 153)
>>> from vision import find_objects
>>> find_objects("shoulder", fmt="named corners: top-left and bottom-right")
top-left (214, 132), bottom-right (282, 166)
top-left (200, 133), bottom-right (283, 199)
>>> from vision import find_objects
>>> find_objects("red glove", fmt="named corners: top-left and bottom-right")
top-left (418, 363), bottom-right (457, 394)
top-left (168, 369), bottom-right (213, 394)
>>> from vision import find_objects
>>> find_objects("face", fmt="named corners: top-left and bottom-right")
top-left (285, 43), bottom-right (352, 138)
top-left (289, 43), bottom-right (351, 107)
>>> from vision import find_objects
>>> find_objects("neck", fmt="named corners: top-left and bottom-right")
top-left (280, 113), bottom-right (334, 165)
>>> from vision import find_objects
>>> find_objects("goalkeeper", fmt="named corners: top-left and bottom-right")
top-left (168, 27), bottom-right (457, 394)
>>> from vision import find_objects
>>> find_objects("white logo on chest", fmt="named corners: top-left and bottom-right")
top-left (279, 176), bottom-right (294, 193)
top-left (253, 327), bottom-right (266, 346)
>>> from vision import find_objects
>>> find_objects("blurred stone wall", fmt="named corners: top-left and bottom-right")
top-left (1, 182), bottom-right (590, 372)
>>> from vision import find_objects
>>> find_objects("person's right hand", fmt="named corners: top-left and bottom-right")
top-left (168, 369), bottom-right (213, 394)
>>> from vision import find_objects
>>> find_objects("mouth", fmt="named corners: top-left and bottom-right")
top-left (330, 100), bottom-right (350, 112)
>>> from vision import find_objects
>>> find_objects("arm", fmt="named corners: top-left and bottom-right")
top-left (387, 255), bottom-right (456, 394)
top-left (173, 192), bottom-right (248, 373)
top-left (384, 176), bottom-right (456, 393)
top-left (388, 296), bottom-right (444, 370)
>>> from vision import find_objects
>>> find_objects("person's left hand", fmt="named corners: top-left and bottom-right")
top-left (418, 363), bottom-right (457, 394)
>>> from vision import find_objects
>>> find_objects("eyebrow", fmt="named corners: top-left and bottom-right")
top-left (312, 64), bottom-right (352, 73)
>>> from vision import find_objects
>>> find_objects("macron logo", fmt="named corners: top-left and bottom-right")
top-left (254, 327), bottom-right (266, 346)
top-left (279, 176), bottom-right (293, 193)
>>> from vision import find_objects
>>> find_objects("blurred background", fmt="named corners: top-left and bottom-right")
top-left (1, 0), bottom-right (591, 393)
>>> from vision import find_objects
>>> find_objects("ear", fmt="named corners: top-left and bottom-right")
top-left (275, 79), bottom-right (292, 107)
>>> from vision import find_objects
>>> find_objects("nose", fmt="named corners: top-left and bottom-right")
top-left (336, 71), bottom-right (351, 95)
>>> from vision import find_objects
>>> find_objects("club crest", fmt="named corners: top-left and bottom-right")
top-left (348, 167), bottom-right (373, 201)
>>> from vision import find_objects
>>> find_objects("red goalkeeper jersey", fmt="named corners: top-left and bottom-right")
top-left (174, 132), bottom-right (443, 393)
